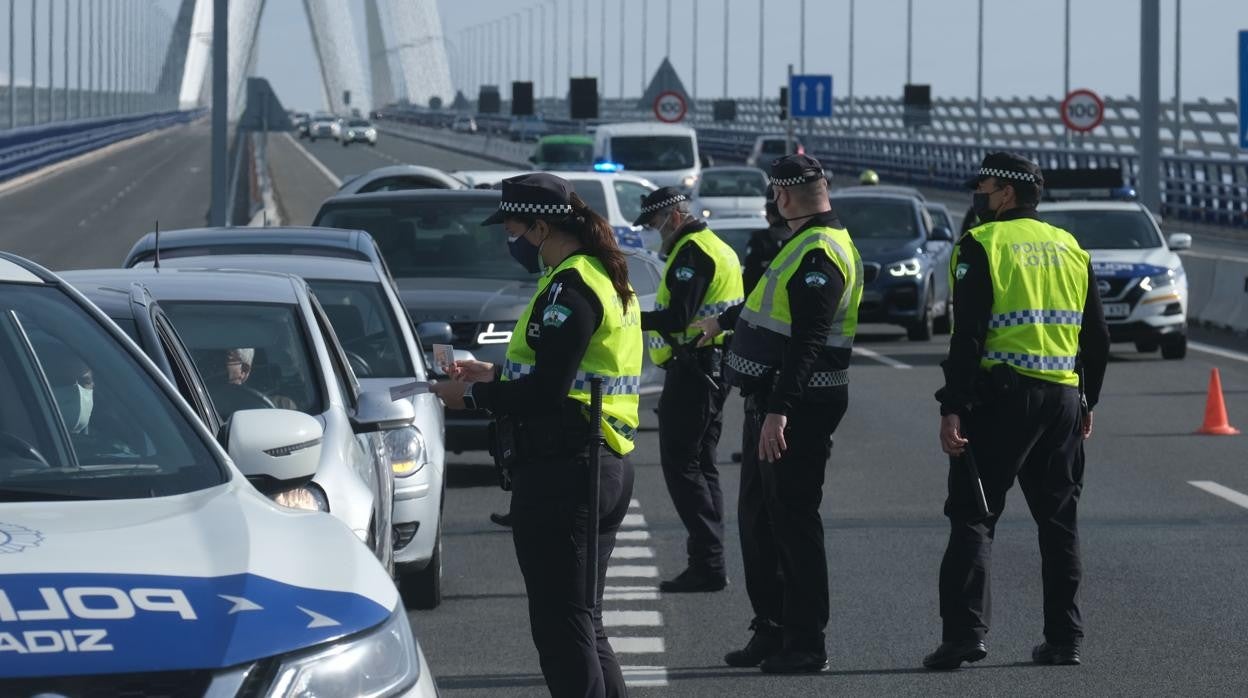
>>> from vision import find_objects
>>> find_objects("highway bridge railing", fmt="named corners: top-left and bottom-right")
top-left (0, 109), bottom-right (205, 184)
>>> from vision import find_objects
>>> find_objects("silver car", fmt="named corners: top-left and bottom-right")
top-left (60, 268), bottom-right (412, 575)
top-left (339, 165), bottom-right (467, 195)
top-left (693, 166), bottom-right (770, 220)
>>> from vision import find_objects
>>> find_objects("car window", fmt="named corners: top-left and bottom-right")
top-left (538, 141), bottom-right (593, 166)
top-left (698, 170), bottom-right (768, 197)
top-left (0, 284), bottom-right (223, 502)
top-left (308, 296), bottom-right (359, 409)
top-left (309, 280), bottom-right (413, 379)
top-left (349, 120), bottom-right (371, 127)
top-left (161, 301), bottom-right (325, 421)
top-left (567, 180), bottom-right (610, 220)
top-left (625, 253), bottom-right (661, 296)
top-left (926, 207), bottom-right (953, 231)
top-left (760, 138), bottom-right (796, 155)
top-left (712, 226), bottom-right (759, 262)
top-left (830, 197), bottom-right (920, 240)
top-left (316, 199), bottom-right (536, 281)
top-left (358, 176), bottom-right (449, 193)
top-left (610, 136), bottom-right (695, 171)
top-left (1036, 209), bottom-right (1162, 250)
top-left (153, 314), bottom-right (219, 434)
top-left (614, 180), bottom-right (654, 223)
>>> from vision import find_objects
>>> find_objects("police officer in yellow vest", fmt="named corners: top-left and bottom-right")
top-left (634, 187), bottom-right (744, 593)
top-left (923, 153), bottom-right (1109, 671)
top-left (431, 173), bottom-right (642, 697)
top-left (697, 154), bottom-right (863, 674)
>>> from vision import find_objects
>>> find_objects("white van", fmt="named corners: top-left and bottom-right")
top-left (592, 122), bottom-right (702, 193)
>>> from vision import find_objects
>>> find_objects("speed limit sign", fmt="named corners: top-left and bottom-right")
top-left (1061, 89), bottom-right (1104, 132)
top-left (653, 90), bottom-right (688, 123)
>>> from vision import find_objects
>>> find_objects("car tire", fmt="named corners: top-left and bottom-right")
top-left (1135, 340), bottom-right (1159, 353)
top-left (1161, 334), bottom-right (1187, 360)
top-left (400, 500), bottom-right (443, 610)
top-left (907, 288), bottom-right (935, 341)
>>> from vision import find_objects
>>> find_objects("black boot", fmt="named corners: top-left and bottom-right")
top-left (1032, 642), bottom-right (1081, 666)
top-left (659, 567), bottom-right (727, 593)
top-left (922, 640), bottom-right (988, 670)
top-left (724, 618), bottom-right (783, 667)
top-left (760, 649), bottom-right (828, 674)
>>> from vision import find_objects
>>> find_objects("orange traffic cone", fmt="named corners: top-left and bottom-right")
top-left (1196, 368), bottom-right (1240, 436)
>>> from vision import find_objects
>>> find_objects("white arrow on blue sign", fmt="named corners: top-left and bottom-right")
top-left (1239, 30), bottom-right (1247, 150)
top-left (789, 74), bottom-right (833, 118)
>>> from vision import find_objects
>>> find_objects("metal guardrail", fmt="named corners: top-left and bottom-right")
top-left (0, 109), bottom-right (205, 183)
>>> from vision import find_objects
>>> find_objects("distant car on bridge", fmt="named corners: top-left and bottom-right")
top-left (340, 118), bottom-right (378, 147)
top-left (528, 133), bottom-right (595, 170)
top-left (338, 165), bottom-right (467, 194)
top-left (307, 112), bottom-right (336, 141)
top-left (592, 122), bottom-right (703, 192)
top-left (746, 134), bottom-right (804, 168)
top-left (693, 166), bottom-right (770, 220)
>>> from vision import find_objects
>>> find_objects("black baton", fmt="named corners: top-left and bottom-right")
top-left (962, 446), bottom-right (991, 518)
top-left (661, 330), bottom-right (719, 392)
top-left (585, 377), bottom-right (604, 610)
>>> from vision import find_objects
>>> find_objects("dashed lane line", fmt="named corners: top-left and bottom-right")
top-left (606, 498), bottom-right (667, 688)
top-left (606, 565), bottom-right (658, 578)
top-left (604, 586), bottom-right (660, 601)
top-left (622, 513), bottom-right (647, 527)
top-left (603, 610), bottom-right (664, 627)
top-left (612, 638), bottom-right (668, 654)
top-left (854, 346), bottom-right (914, 369)
top-left (611, 546), bottom-right (655, 559)
top-left (1189, 341), bottom-right (1248, 364)
top-left (1189, 481), bottom-right (1248, 510)
top-left (617, 530), bottom-right (651, 541)
top-left (620, 666), bottom-right (670, 687)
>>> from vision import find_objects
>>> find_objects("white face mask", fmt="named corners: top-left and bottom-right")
top-left (54, 384), bottom-right (93, 434)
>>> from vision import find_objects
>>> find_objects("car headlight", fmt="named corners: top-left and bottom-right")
top-left (887, 258), bottom-right (923, 277)
top-left (272, 483), bottom-right (329, 512)
top-left (476, 321), bottom-right (515, 345)
top-left (1139, 269), bottom-right (1176, 292)
top-left (385, 426), bottom-right (426, 477)
top-left (680, 175), bottom-right (697, 189)
top-left (267, 607), bottom-right (420, 698)
top-left (702, 208), bottom-right (713, 218)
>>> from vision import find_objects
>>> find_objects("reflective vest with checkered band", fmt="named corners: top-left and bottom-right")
top-left (502, 254), bottom-right (643, 456)
top-left (648, 228), bottom-right (745, 366)
top-left (963, 217), bottom-right (1089, 387)
top-left (726, 225), bottom-right (862, 385)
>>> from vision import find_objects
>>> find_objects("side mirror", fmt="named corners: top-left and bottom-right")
top-left (415, 320), bottom-right (453, 346)
top-left (929, 225), bottom-right (954, 242)
top-left (352, 389), bottom-right (417, 433)
top-left (228, 409), bottom-right (323, 483)
top-left (1167, 233), bottom-right (1192, 251)
top-left (700, 151), bottom-right (714, 168)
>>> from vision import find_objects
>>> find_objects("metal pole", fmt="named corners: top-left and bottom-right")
top-left (618, 0), bottom-right (624, 98)
top-left (1063, 0), bottom-right (1070, 148)
top-left (848, 0), bottom-right (855, 133)
top-left (566, 0), bottom-right (572, 79)
top-left (48, 0), bottom-right (54, 122)
top-left (975, 0), bottom-right (984, 143)
top-left (89, 0), bottom-right (95, 117)
top-left (640, 0), bottom-right (647, 94)
top-left (7, 0), bottom-right (13, 128)
top-left (63, 0), bottom-right (69, 120)
top-left (77, 0), bottom-right (82, 118)
top-left (757, 0), bottom-right (763, 103)
top-left (582, 0), bottom-right (588, 76)
top-left (1173, 0), bottom-right (1181, 154)
top-left (210, 0), bottom-right (228, 226)
top-left (31, 0), bottom-right (37, 124)
top-left (1138, 0), bottom-right (1161, 213)
top-left (112, 0), bottom-right (119, 115)
top-left (800, 0), bottom-right (805, 73)
top-left (905, 0), bottom-right (912, 84)
top-left (529, 7), bottom-right (535, 83)
top-left (549, 0), bottom-right (557, 99)
top-left (722, 0), bottom-right (728, 97)
top-left (786, 63), bottom-right (794, 154)
top-left (599, 0), bottom-right (605, 88)
top-left (692, 0), bottom-right (698, 103)
top-left (665, 0), bottom-right (671, 58)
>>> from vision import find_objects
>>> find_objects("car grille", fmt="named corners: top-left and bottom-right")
top-left (1097, 277), bottom-right (1134, 299)
top-left (862, 263), bottom-right (881, 284)
top-left (1, 671), bottom-right (213, 698)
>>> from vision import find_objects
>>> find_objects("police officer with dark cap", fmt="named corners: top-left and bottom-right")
top-left (431, 172), bottom-right (642, 697)
top-left (742, 187), bottom-right (792, 295)
top-left (634, 187), bottom-right (744, 593)
top-left (696, 154), bottom-right (863, 674)
top-left (922, 152), bottom-right (1109, 671)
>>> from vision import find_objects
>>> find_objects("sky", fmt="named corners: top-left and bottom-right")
top-left (2, 1), bottom-right (1246, 113)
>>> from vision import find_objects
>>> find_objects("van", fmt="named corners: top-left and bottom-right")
top-left (592, 122), bottom-right (702, 192)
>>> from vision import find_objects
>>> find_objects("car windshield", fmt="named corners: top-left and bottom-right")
top-left (566, 180), bottom-right (610, 219)
top-left (610, 136), bottom-right (695, 171)
top-left (926, 207), bottom-right (953, 231)
top-left (1036, 209), bottom-right (1162, 250)
top-left (316, 199), bottom-right (536, 281)
top-left (699, 170), bottom-right (768, 197)
top-left (0, 284), bottom-right (223, 502)
top-left (831, 197), bottom-right (920, 240)
top-left (161, 301), bottom-right (325, 421)
top-left (348, 120), bottom-right (370, 127)
top-left (712, 226), bottom-right (761, 262)
top-left (538, 141), bottom-right (593, 166)
top-left (308, 279), bottom-right (413, 379)
top-left (614, 180), bottom-right (653, 224)
top-left (760, 138), bottom-right (797, 155)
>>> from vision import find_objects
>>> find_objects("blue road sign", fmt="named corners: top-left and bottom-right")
top-left (1239, 31), bottom-right (1247, 149)
top-left (789, 74), bottom-right (833, 118)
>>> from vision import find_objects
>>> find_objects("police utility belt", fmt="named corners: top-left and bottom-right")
top-left (725, 349), bottom-right (848, 395)
top-left (489, 399), bottom-right (609, 489)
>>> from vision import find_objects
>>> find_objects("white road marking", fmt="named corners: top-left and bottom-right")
top-left (603, 610), bottom-right (663, 627)
top-left (854, 346), bottom-right (914, 369)
top-left (620, 666), bottom-right (669, 687)
top-left (621, 513), bottom-right (646, 528)
top-left (282, 132), bottom-right (343, 187)
top-left (1189, 481), bottom-right (1248, 510)
top-left (1190, 341), bottom-right (1248, 364)
top-left (606, 565), bottom-right (658, 578)
top-left (610, 638), bottom-right (667, 654)
top-left (610, 546), bottom-right (655, 559)
top-left (616, 530), bottom-right (651, 541)
top-left (604, 589), bottom-right (660, 601)
top-left (629, 498), bottom-right (641, 509)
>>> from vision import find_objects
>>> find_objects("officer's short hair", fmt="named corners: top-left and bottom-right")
top-left (785, 176), bottom-right (829, 206)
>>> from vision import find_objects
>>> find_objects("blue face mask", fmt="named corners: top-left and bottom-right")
top-left (507, 224), bottom-right (543, 274)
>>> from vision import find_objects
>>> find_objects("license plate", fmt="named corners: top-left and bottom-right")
top-left (1103, 302), bottom-right (1131, 319)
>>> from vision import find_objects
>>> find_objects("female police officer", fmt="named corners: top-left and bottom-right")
top-left (431, 173), bottom-right (642, 698)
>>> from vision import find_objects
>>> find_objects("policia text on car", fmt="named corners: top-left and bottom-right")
top-left (431, 173), bottom-right (642, 698)
top-left (923, 152), bottom-right (1110, 671)
top-left (635, 187), bottom-right (744, 593)
top-left (698, 154), bottom-right (864, 674)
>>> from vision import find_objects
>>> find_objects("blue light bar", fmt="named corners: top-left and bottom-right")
top-left (593, 161), bottom-right (623, 173)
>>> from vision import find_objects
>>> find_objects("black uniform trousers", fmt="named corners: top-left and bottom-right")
top-left (511, 450), bottom-right (635, 698)
top-left (658, 358), bottom-right (731, 575)
top-left (939, 377), bottom-right (1085, 645)
top-left (739, 387), bottom-right (848, 651)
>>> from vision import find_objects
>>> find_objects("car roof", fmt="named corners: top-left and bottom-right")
top-left (836, 185), bottom-right (925, 200)
top-left (562, 172), bottom-right (657, 187)
top-left (59, 268), bottom-right (305, 305)
top-left (830, 191), bottom-right (921, 205)
top-left (595, 121), bottom-right (696, 136)
top-left (145, 254), bottom-right (381, 284)
top-left (1036, 201), bottom-right (1147, 212)
top-left (701, 166), bottom-right (767, 176)
top-left (539, 134), bottom-right (593, 144)
top-left (320, 188), bottom-right (501, 205)
top-left (125, 226), bottom-right (379, 267)
top-left (706, 217), bottom-right (770, 230)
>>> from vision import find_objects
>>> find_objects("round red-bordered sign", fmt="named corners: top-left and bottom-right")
top-left (1061, 89), bottom-right (1104, 133)
top-left (653, 90), bottom-right (688, 123)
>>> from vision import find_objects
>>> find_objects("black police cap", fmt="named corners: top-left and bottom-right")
top-left (769, 154), bottom-right (826, 188)
top-left (633, 186), bottom-right (689, 227)
top-left (964, 152), bottom-right (1045, 190)
top-left (481, 172), bottom-right (576, 225)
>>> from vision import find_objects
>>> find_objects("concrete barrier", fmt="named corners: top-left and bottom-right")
top-left (1185, 251), bottom-right (1248, 332)
top-left (377, 123), bottom-right (532, 169)
top-left (1181, 253), bottom-right (1219, 321)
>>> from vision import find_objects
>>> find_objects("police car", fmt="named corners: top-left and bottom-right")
top-left (0, 253), bottom-right (436, 695)
top-left (1037, 181), bottom-right (1191, 359)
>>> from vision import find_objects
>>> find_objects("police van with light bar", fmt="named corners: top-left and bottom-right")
top-left (1036, 169), bottom-right (1191, 359)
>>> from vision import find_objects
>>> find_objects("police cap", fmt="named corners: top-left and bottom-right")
top-left (769, 154), bottom-right (826, 188)
top-left (964, 152), bottom-right (1045, 190)
top-left (633, 186), bottom-right (688, 227)
top-left (481, 172), bottom-right (576, 225)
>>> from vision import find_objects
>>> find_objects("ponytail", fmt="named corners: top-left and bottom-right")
top-left (561, 193), bottom-right (635, 311)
